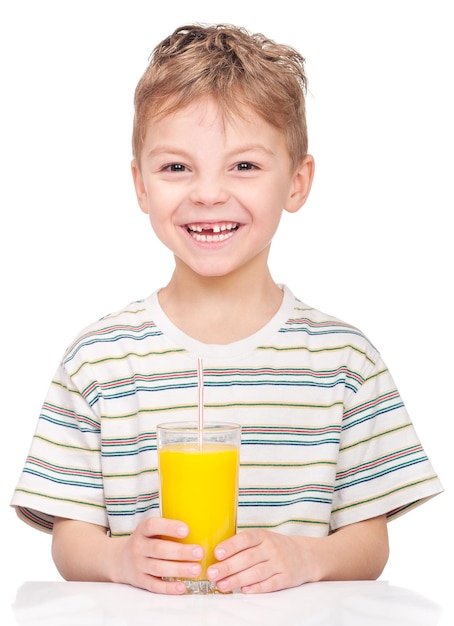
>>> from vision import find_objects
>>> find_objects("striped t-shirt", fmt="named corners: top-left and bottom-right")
top-left (11, 285), bottom-right (442, 537)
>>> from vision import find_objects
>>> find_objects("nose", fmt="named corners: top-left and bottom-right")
top-left (189, 173), bottom-right (229, 207)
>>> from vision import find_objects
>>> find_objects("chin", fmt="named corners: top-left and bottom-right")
top-left (196, 269), bottom-right (232, 278)
top-left (184, 260), bottom-right (236, 278)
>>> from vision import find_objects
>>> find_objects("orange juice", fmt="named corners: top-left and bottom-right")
top-left (158, 443), bottom-right (239, 577)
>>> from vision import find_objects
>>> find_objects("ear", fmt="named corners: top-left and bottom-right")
top-left (285, 154), bottom-right (315, 214)
top-left (131, 159), bottom-right (149, 215)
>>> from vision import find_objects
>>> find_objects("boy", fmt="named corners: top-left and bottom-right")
top-left (11, 23), bottom-right (442, 595)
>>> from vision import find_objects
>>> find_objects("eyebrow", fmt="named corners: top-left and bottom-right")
top-left (146, 143), bottom-right (276, 159)
top-left (229, 144), bottom-right (276, 158)
top-left (146, 145), bottom-right (190, 159)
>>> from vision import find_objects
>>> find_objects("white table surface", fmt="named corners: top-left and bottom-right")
top-left (2, 579), bottom-right (452, 626)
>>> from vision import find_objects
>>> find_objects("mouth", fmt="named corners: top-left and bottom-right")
top-left (185, 222), bottom-right (240, 243)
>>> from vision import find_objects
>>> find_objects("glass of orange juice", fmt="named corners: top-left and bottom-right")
top-left (157, 421), bottom-right (241, 594)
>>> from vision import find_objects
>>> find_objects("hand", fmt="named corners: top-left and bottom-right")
top-left (114, 517), bottom-right (204, 594)
top-left (206, 529), bottom-right (315, 594)
top-left (205, 515), bottom-right (389, 594)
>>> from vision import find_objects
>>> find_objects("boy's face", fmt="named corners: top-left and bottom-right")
top-left (132, 98), bottom-right (313, 280)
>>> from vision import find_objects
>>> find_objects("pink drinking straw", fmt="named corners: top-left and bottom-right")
top-left (197, 358), bottom-right (204, 448)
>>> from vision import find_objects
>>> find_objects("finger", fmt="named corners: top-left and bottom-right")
top-left (153, 578), bottom-right (188, 595)
top-left (214, 529), bottom-right (262, 561)
top-left (215, 561), bottom-right (282, 594)
top-left (207, 546), bottom-right (267, 585)
top-left (241, 573), bottom-right (286, 594)
top-left (144, 555), bottom-right (203, 581)
top-left (146, 537), bottom-right (204, 564)
top-left (137, 574), bottom-right (188, 595)
top-left (140, 516), bottom-right (189, 540)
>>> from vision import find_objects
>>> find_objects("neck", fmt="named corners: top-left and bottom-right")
top-left (158, 257), bottom-right (283, 343)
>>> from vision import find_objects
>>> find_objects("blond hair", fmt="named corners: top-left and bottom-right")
top-left (132, 23), bottom-right (309, 169)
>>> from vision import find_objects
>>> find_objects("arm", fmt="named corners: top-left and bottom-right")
top-left (206, 514), bottom-right (389, 593)
top-left (52, 517), bottom-right (204, 594)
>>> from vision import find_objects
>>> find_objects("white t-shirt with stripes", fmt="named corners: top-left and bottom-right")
top-left (11, 285), bottom-right (443, 537)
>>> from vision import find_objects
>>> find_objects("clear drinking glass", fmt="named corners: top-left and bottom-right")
top-left (157, 421), bottom-right (241, 594)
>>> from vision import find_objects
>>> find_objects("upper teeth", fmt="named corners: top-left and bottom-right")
top-left (187, 222), bottom-right (238, 233)
top-left (186, 222), bottom-right (239, 243)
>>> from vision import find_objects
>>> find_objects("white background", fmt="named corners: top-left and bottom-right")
top-left (0, 0), bottom-right (452, 613)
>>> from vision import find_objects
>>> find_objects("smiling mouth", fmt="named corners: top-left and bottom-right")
top-left (185, 222), bottom-right (239, 242)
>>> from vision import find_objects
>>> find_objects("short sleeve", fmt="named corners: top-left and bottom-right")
top-left (330, 355), bottom-right (443, 531)
top-left (10, 364), bottom-right (108, 533)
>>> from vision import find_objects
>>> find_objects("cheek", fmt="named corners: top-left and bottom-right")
top-left (254, 191), bottom-right (286, 225)
top-left (148, 211), bottom-right (167, 235)
top-left (146, 202), bottom-right (181, 244)
top-left (253, 177), bottom-right (290, 208)
top-left (148, 183), bottom-right (183, 212)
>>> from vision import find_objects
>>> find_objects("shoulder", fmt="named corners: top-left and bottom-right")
top-left (280, 286), bottom-right (380, 368)
top-left (61, 294), bottom-right (160, 367)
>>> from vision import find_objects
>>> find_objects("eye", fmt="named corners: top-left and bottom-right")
top-left (234, 162), bottom-right (256, 171)
top-left (163, 163), bottom-right (187, 172)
